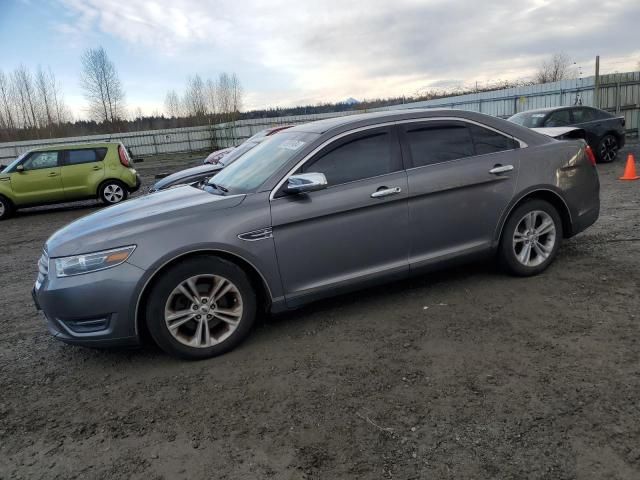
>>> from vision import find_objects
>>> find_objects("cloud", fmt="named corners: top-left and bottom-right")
top-left (54, 0), bottom-right (640, 110)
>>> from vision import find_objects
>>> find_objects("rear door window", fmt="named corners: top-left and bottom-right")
top-left (66, 148), bottom-right (107, 165)
top-left (401, 122), bottom-right (474, 167)
top-left (302, 128), bottom-right (400, 185)
top-left (544, 110), bottom-right (571, 127)
top-left (571, 108), bottom-right (597, 123)
top-left (468, 124), bottom-right (519, 155)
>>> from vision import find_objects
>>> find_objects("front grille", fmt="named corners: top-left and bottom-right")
top-left (37, 250), bottom-right (49, 284)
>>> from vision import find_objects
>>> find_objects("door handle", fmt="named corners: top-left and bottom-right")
top-left (48, 172), bottom-right (59, 177)
top-left (92, 166), bottom-right (101, 171)
top-left (489, 164), bottom-right (514, 175)
top-left (371, 186), bottom-right (402, 198)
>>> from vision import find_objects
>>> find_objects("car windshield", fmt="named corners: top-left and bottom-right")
top-left (219, 140), bottom-right (260, 167)
top-left (509, 111), bottom-right (548, 128)
top-left (206, 131), bottom-right (318, 194)
top-left (1, 152), bottom-right (29, 173)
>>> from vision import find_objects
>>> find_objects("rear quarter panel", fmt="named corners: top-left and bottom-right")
top-left (508, 140), bottom-right (599, 237)
top-left (102, 144), bottom-right (137, 189)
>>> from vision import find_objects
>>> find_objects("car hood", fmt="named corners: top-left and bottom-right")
top-left (152, 164), bottom-right (223, 191)
top-left (46, 186), bottom-right (245, 257)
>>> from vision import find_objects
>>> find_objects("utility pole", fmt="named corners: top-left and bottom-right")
top-left (594, 55), bottom-right (600, 108)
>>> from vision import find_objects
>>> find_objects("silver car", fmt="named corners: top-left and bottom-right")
top-left (33, 110), bottom-right (600, 359)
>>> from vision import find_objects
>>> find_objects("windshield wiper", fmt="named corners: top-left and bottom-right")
top-left (205, 182), bottom-right (229, 195)
top-left (210, 183), bottom-right (228, 193)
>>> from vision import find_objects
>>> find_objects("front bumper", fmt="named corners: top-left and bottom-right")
top-left (32, 260), bottom-right (146, 347)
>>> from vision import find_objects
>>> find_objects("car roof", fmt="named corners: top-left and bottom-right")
top-left (512, 105), bottom-right (596, 116)
top-left (30, 142), bottom-right (118, 152)
top-left (286, 108), bottom-right (549, 145)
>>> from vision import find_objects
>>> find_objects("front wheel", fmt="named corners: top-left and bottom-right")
top-left (0, 196), bottom-right (13, 220)
top-left (145, 256), bottom-right (257, 359)
top-left (99, 180), bottom-right (128, 205)
top-left (499, 199), bottom-right (563, 276)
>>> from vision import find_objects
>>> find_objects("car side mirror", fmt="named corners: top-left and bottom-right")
top-left (16, 165), bottom-right (24, 172)
top-left (285, 173), bottom-right (328, 194)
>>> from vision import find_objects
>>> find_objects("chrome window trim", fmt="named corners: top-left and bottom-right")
top-left (397, 117), bottom-right (528, 149)
top-left (269, 116), bottom-right (528, 200)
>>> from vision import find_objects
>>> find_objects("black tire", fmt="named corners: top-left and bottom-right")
top-left (499, 199), bottom-right (563, 277)
top-left (145, 256), bottom-right (257, 360)
top-left (98, 180), bottom-right (128, 205)
top-left (0, 195), bottom-right (13, 220)
top-left (596, 134), bottom-right (619, 163)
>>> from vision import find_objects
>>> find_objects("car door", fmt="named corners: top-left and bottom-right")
top-left (10, 151), bottom-right (63, 206)
top-left (570, 107), bottom-right (602, 146)
top-left (270, 126), bottom-right (410, 306)
top-left (61, 148), bottom-right (107, 199)
top-left (399, 120), bottom-right (521, 270)
top-left (543, 109), bottom-right (572, 127)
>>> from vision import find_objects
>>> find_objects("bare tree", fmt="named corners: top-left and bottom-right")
top-left (205, 78), bottom-right (217, 117)
top-left (535, 53), bottom-right (573, 84)
top-left (230, 73), bottom-right (243, 116)
top-left (35, 66), bottom-right (54, 129)
top-left (47, 68), bottom-right (70, 124)
top-left (183, 74), bottom-right (207, 119)
top-left (164, 89), bottom-right (181, 118)
top-left (80, 46), bottom-right (125, 122)
top-left (216, 72), bottom-right (233, 122)
top-left (0, 70), bottom-right (16, 130)
top-left (13, 65), bottom-right (40, 129)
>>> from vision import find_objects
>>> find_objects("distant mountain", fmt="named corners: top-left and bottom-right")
top-left (343, 97), bottom-right (360, 105)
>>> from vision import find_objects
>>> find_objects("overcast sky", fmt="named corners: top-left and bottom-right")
top-left (1, 0), bottom-right (638, 118)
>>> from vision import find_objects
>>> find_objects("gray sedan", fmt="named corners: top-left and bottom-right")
top-left (33, 109), bottom-right (599, 359)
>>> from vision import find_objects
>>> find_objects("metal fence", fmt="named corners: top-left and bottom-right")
top-left (0, 111), bottom-right (358, 163)
top-left (374, 72), bottom-right (640, 136)
top-left (1, 71), bottom-right (638, 163)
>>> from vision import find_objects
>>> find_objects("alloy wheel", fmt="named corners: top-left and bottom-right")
top-left (0, 201), bottom-right (5, 218)
top-left (164, 274), bottom-right (243, 348)
top-left (104, 184), bottom-right (124, 203)
top-left (599, 136), bottom-right (618, 163)
top-left (512, 210), bottom-right (556, 267)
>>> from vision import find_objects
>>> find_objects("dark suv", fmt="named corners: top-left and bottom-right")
top-left (508, 106), bottom-right (626, 162)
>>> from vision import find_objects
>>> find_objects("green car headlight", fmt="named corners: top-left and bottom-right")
top-left (54, 246), bottom-right (136, 278)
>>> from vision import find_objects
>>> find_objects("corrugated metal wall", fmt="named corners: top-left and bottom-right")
top-left (0, 111), bottom-right (358, 162)
top-left (1, 72), bottom-right (638, 163)
top-left (375, 72), bottom-right (640, 134)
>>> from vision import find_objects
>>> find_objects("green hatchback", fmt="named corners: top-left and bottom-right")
top-left (0, 142), bottom-right (140, 220)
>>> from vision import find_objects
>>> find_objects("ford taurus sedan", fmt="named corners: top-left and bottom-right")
top-left (33, 109), bottom-right (600, 359)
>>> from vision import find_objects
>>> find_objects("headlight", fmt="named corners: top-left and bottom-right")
top-left (54, 246), bottom-right (136, 277)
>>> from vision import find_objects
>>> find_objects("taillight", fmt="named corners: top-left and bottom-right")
top-left (585, 145), bottom-right (597, 166)
top-left (118, 145), bottom-right (130, 167)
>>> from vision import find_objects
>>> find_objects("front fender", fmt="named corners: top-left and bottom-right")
top-left (127, 243), bottom-right (284, 337)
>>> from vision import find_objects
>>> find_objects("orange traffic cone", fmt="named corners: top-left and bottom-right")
top-left (620, 153), bottom-right (640, 181)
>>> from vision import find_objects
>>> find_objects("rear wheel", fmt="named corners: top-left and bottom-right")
top-left (0, 196), bottom-right (13, 220)
top-left (596, 134), bottom-right (619, 163)
top-left (99, 180), bottom-right (128, 204)
top-left (145, 256), bottom-right (257, 360)
top-left (499, 199), bottom-right (563, 276)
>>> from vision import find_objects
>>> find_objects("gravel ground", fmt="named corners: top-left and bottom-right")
top-left (0, 144), bottom-right (639, 479)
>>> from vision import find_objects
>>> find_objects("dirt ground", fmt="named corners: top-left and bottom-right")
top-left (1, 144), bottom-right (639, 480)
